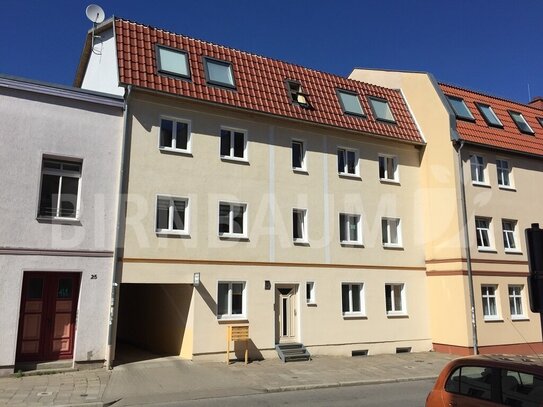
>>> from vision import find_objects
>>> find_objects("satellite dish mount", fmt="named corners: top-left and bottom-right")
top-left (85, 4), bottom-right (106, 55)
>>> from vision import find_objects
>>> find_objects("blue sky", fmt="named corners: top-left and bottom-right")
top-left (3, 0), bottom-right (542, 103)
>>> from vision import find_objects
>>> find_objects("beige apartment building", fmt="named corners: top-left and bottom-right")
top-left (75, 18), bottom-right (433, 362)
top-left (350, 69), bottom-right (543, 355)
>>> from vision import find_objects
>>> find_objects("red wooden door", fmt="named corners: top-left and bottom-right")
top-left (16, 272), bottom-right (80, 362)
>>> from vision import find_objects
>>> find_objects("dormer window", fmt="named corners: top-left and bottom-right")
top-left (509, 111), bottom-right (534, 134)
top-left (368, 97), bottom-right (395, 123)
top-left (204, 57), bottom-right (236, 89)
top-left (475, 103), bottom-right (503, 128)
top-left (337, 89), bottom-right (365, 117)
top-left (156, 46), bottom-right (191, 79)
top-left (286, 80), bottom-right (310, 108)
top-left (446, 95), bottom-right (475, 121)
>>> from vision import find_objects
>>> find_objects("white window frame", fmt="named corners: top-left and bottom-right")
top-left (292, 208), bottom-right (308, 244)
top-left (217, 281), bottom-right (246, 320)
top-left (155, 195), bottom-right (190, 235)
top-left (291, 139), bottom-right (307, 172)
top-left (341, 283), bottom-right (365, 317)
top-left (158, 116), bottom-right (192, 154)
top-left (382, 217), bottom-right (402, 248)
top-left (218, 201), bottom-right (248, 238)
top-left (378, 154), bottom-right (399, 183)
top-left (306, 281), bottom-right (316, 305)
top-left (337, 147), bottom-right (360, 177)
top-left (220, 126), bottom-right (248, 162)
top-left (470, 154), bottom-right (487, 185)
top-left (502, 219), bottom-right (520, 253)
top-left (385, 283), bottom-right (407, 316)
top-left (481, 284), bottom-right (500, 321)
top-left (475, 217), bottom-right (494, 251)
top-left (496, 159), bottom-right (514, 189)
top-left (508, 285), bottom-right (526, 320)
top-left (339, 213), bottom-right (363, 246)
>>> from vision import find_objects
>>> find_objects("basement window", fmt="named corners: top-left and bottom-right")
top-left (509, 110), bottom-right (534, 135)
top-left (368, 97), bottom-right (395, 123)
top-left (446, 95), bottom-right (475, 121)
top-left (156, 46), bottom-right (190, 79)
top-left (475, 103), bottom-right (503, 128)
top-left (286, 80), bottom-right (311, 108)
top-left (204, 57), bottom-right (236, 89)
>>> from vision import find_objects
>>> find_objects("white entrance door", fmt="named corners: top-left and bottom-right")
top-left (276, 286), bottom-right (297, 343)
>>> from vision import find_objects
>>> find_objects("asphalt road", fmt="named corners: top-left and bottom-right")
top-left (147, 379), bottom-right (435, 406)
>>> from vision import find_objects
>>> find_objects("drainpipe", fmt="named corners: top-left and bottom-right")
top-left (456, 140), bottom-right (479, 355)
top-left (106, 84), bottom-right (132, 369)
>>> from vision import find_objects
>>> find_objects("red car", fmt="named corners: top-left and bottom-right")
top-left (426, 355), bottom-right (543, 406)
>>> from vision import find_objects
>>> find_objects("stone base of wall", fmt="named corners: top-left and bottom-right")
top-left (433, 342), bottom-right (543, 356)
top-left (0, 366), bottom-right (14, 377)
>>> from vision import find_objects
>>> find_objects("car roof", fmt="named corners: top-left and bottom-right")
top-left (448, 355), bottom-right (543, 375)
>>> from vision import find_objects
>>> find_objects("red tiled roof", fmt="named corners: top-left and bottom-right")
top-left (114, 19), bottom-right (423, 144)
top-left (440, 83), bottom-right (543, 157)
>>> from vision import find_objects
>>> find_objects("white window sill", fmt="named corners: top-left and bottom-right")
top-left (483, 316), bottom-right (502, 322)
top-left (293, 168), bottom-right (308, 175)
top-left (217, 316), bottom-right (248, 323)
top-left (477, 247), bottom-right (497, 253)
top-left (511, 316), bottom-right (529, 321)
top-left (37, 216), bottom-right (81, 225)
top-left (472, 181), bottom-right (491, 188)
top-left (156, 230), bottom-right (190, 237)
top-left (383, 244), bottom-right (404, 250)
top-left (343, 313), bottom-right (366, 319)
top-left (387, 312), bottom-right (408, 318)
top-left (293, 239), bottom-right (309, 246)
top-left (339, 172), bottom-right (361, 180)
top-left (340, 241), bottom-right (364, 247)
top-left (498, 185), bottom-right (516, 191)
top-left (159, 147), bottom-right (192, 156)
top-left (379, 178), bottom-right (400, 185)
top-left (505, 249), bottom-right (523, 255)
top-left (221, 156), bottom-right (249, 164)
top-left (219, 233), bottom-right (249, 241)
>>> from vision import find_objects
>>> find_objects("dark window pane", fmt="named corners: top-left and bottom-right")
top-left (338, 149), bottom-right (345, 173)
top-left (349, 217), bottom-right (358, 241)
top-left (458, 366), bottom-right (492, 400)
top-left (385, 285), bottom-right (392, 311)
top-left (292, 142), bottom-right (302, 168)
top-left (382, 219), bottom-right (388, 244)
top-left (160, 120), bottom-right (173, 148)
top-left (342, 284), bottom-right (350, 313)
top-left (156, 198), bottom-right (170, 230)
top-left (293, 211), bottom-right (301, 239)
top-left (220, 130), bottom-right (231, 156)
top-left (28, 278), bottom-right (43, 299)
top-left (43, 160), bottom-right (61, 170)
top-left (39, 174), bottom-right (60, 217)
top-left (347, 151), bottom-right (356, 174)
top-left (231, 283), bottom-right (243, 314)
top-left (57, 278), bottom-right (73, 299)
top-left (219, 204), bottom-right (230, 234)
top-left (339, 214), bottom-right (346, 241)
top-left (306, 283), bottom-right (311, 301)
top-left (233, 132), bottom-right (244, 158)
top-left (379, 156), bottom-right (385, 179)
top-left (172, 200), bottom-right (186, 230)
top-left (352, 285), bottom-right (361, 312)
top-left (59, 177), bottom-right (79, 218)
top-left (175, 122), bottom-right (188, 150)
top-left (217, 283), bottom-right (229, 315)
top-left (233, 205), bottom-right (244, 234)
top-left (444, 368), bottom-right (461, 393)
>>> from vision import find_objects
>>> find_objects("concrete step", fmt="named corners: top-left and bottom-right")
top-left (275, 343), bottom-right (311, 362)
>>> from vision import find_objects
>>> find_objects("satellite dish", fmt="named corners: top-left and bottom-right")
top-left (86, 4), bottom-right (105, 24)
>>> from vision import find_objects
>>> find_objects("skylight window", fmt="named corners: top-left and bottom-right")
top-left (538, 117), bottom-right (543, 128)
top-left (337, 90), bottom-right (364, 117)
top-left (446, 95), bottom-right (475, 121)
top-left (156, 46), bottom-right (190, 79)
top-left (286, 80), bottom-right (310, 108)
top-left (204, 57), bottom-right (235, 89)
top-left (508, 110), bottom-right (534, 134)
top-left (475, 103), bottom-right (503, 128)
top-left (368, 97), bottom-right (395, 123)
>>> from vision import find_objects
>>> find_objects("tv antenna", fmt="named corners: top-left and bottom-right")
top-left (85, 4), bottom-right (106, 55)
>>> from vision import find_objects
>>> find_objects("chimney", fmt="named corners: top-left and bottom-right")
top-left (529, 96), bottom-right (543, 110)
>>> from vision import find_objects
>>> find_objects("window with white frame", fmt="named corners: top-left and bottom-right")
top-left (470, 155), bottom-right (486, 184)
top-left (159, 118), bottom-right (190, 152)
top-left (341, 283), bottom-right (364, 315)
top-left (218, 202), bottom-right (247, 237)
top-left (508, 285), bottom-right (525, 319)
top-left (481, 285), bottom-right (499, 320)
top-left (337, 148), bottom-right (359, 176)
top-left (378, 155), bottom-right (398, 182)
top-left (496, 159), bottom-right (512, 188)
top-left (339, 213), bottom-right (362, 244)
top-left (156, 196), bottom-right (188, 234)
top-left (217, 282), bottom-right (245, 319)
top-left (220, 128), bottom-right (246, 160)
top-left (292, 209), bottom-right (308, 243)
top-left (382, 218), bottom-right (402, 247)
top-left (502, 219), bottom-right (519, 252)
top-left (306, 281), bottom-right (315, 304)
top-left (38, 158), bottom-right (82, 219)
top-left (385, 283), bottom-right (406, 315)
top-left (292, 140), bottom-right (306, 171)
top-left (475, 217), bottom-right (493, 250)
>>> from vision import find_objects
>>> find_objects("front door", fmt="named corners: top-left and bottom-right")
top-left (275, 285), bottom-right (298, 343)
top-left (16, 272), bottom-right (80, 362)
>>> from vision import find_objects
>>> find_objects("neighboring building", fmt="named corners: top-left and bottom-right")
top-left (350, 69), bottom-right (543, 355)
top-left (0, 75), bottom-right (124, 376)
top-left (75, 18), bottom-right (432, 362)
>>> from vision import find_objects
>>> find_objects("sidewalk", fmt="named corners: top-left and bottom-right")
top-left (0, 352), bottom-right (456, 406)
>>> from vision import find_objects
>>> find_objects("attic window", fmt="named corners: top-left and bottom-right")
top-left (509, 110), bottom-right (534, 134)
top-left (537, 117), bottom-right (543, 128)
top-left (368, 97), bottom-right (395, 123)
top-left (475, 103), bottom-right (503, 128)
top-left (286, 80), bottom-right (310, 108)
top-left (337, 90), bottom-right (365, 117)
top-left (156, 46), bottom-right (190, 79)
top-left (204, 57), bottom-right (236, 89)
top-left (446, 95), bottom-right (475, 121)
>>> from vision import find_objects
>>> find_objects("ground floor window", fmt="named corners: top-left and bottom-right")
top-left (217, 282), bottom-right (246, 319)
top-left (341, 283), bottom-right (364, 316)
top-left (385, 283), bottom-right (406, 315)
top-left (508, 285), bottom-right (525, 319)
top-left (482, 285), bottom-right (499, 320)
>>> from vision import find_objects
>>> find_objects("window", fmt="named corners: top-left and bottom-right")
top-left (156, 196), bottom-right (188, 234)
top-left (337, 90), bottom-right (364, 116)
top-left (341, 283), bottom-right (364, 315)
top-left (496, 159), bottom-right (512, 188)
top-left (337, 148), bottom-right (359, 176)
top-left (385, 284), bottom-right (406, 315)
top-left (481, 285), bottom-right (499, 320)
top-left (446, 95), bottom-right (475, 121)
top-left (306, 282), bottom-right (315, 304)
top-left (286, 80), bottom-right (310, 108)
top-left (156, 46), bottom-right (190, 79)
top-left (368, 97), bottom-right (395, 123)
top-left (292, 209), bottom-right (308, 243)
top-left (502, 219), bottom-right (519, 252)
top-left (220, 128), bottom-right (247, 160)
top-left (470, 155), bottom-right (486, 184)
top-left (537, 117), bottom-right (543, 128)
top-left (508, 285), bottom-right (525, 319)
top-left (159, 118), bottom-right (190, 152)
top-left (218, 202), bottom-right (247, 237)
top-left (475, 103), bottom-right (503, 127)
top-left (291, 140), bottom-right (306, 171)
top-left (382, 218), bottom-right (402, 248)
top-left (509, 111), bottom-right (534, 134)
top-left (217, 282), bottom-right (245, 319)
top-left (475, 217), bottom-right (493, 250)
top-left (204, 58), bottom-right (235, 88)
top-left (38, 158), bottom-right (81, 219)
top-left (444, 366), bottom-right (493, 402)
top-left (501, 369), bottom-right (543, 405)
top-left (378, 155), bottom-right (398, 182)
top-left (339, 213), bottom-right (362, 245)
